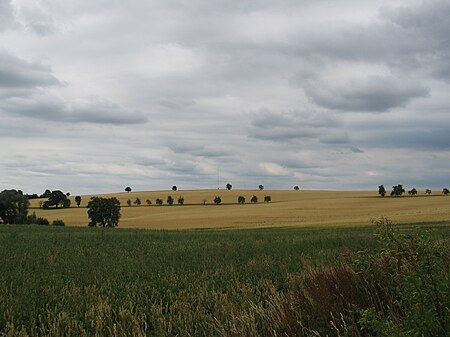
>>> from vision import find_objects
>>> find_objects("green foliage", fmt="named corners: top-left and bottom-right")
top-left (75, 196), bottom-right (82, 207)
top-left (0, 189), bottom-right (29, 224)
top-left (177, 196), bottom-right (184, 205)
top-left (294, 186), bottom-right (300, 190)
top-left (238, 196), bottom-right (246, 204)
top-left (213, 196), bottom-right (221, 205)
top-left (251, 195), bottom-right (258, 203)
top-left (443, 188), bottom-right (449, 195)
top-left (167, 195), bottom-right (174, 205)
top-left (264, 195), bottom-right (271, 203)
top-left (134, 197), bottom-right (141, 206)
top-left (226, 183), bottom-right (232, 190)
top-left (378, 184), bottom-right (386, 197)
top-left (391, 184), bottom-right (405, 196)
top-left (52, 220), bottom-right (65, 227)
top-left (172, 186), bottom-right (177, 191)
top-left (125, 187), bottom-right (132, 193)
top-left (45, 190), bottom-right (70, 209)
top-left (155, 198), bottom-right (163, 205)
top-left (259, 184), bottom-right (264, 190)
top-left (87, 197), bottom-right (121, 228)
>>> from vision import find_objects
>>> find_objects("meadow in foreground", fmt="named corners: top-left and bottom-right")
top-left (1, 221), bottom-right (448, 336)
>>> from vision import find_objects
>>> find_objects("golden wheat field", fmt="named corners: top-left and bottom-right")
top-left (28, 189), bottom-right (450, 229)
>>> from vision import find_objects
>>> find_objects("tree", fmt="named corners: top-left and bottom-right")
top-left (178, 196), bottom-right (184, 205)
top-left (213, 196), bottom-right (221, 205)
top-left (45, 190), bottom-right (69, 208)
top-left (156, 198), bottom-right (163, 205)
top-left (238, 196), bottom-right (245, 204)
top-left (87, 197), bottom-right (121, 227)
top-left (75, 196), bottom-right (82, 207)
top-left (251, 195), bottom-right (258, 203)
top-left (125, 187), bottom-right (132, 193)
top-left (425, 189), bottom-right (432, 195)
top-left (40, 189), bottom-right (51, 198)
top-left (146, 199), bottom-right (152, 206)
top-left (0, 189), bottom-right (29, 224)
top-left (259, 185), bottom-right (264, 191)
top-left (226, 183), bottom-right (232, 190)
top-left (134, 197), bottom-right (141, 206)
top-left (172, 186), bottom-right (177, 191)
top-left (294, 186), bottom-right (300, 191)
top-left (443, 188), bottom-right (449, 195)
top-left (378, 185), bottom-right (386, 197)
top-left (408, 188), bottom-right (417, 196)
top-left (126, 199), bottom-right (131, 206)
top-left (264, 195), bottom-right (271, 203)
top-left (167, 195), bottom-right (174, 205)
top-left (391, 184), bottom-right (405, 197)
top-left (66, 192), bottom-right (70, 197)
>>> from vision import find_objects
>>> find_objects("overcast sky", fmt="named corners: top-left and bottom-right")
top-left (1, 0), bottom-right (449, 194)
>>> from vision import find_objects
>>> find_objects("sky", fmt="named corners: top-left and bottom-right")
top-left (1, 0), bottom-right (449, 195)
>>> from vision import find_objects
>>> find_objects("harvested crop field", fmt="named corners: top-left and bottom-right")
top-left (29, 189), bottom-right (450, 229)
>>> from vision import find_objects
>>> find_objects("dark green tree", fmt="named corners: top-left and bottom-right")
top-left (443, 188), bottom-right (449, 195)
top-left (0, 189), bottom-right (29, 224)
top-left (45, 190), bottom-right (69, 208)
top-left (294, 186), bottom-right (300, 191)
top-left (156, 198), bottom-right (163, 205)
top-left (251, 195), bottom-right (258, 203)
top-left (75, 196), bottom-right (82, 207)
top-left (146, 199), bottom-right (152, 205)
top-left (391, 184), bottom-right (405, 197)
top-left (172, 186), bottom-right (177, 191)
top-left (378, 185), bottom-right (386, 197)
top-left (87, 197), bottom-right (121, 227)
top-left (226, 183), bottom-right (232, 190)
top-left (177, 196), bottom-right (184, 205)
top-left (125, 187), bottom-right (132, 193)
top-left (134, 197), bottom-right (141, 206)
top-left (264, 195), bottom-right (271, 203)
top-left (40, 189), bottom-right (52, 198)
top-left (408, 188), bottom-right (417, 196)
top-left (238, 196), bottom-right (245, 204)
top-left (126, 199), bottom-right (131, 207)
top-left (167, 195), bottom-right (174, 205)
top-left (213, 196), bottom-right (221, 205)
top-left (425, 189), bottom-right (432, 195)
top-left (259, 185), bottom-right (264, 191)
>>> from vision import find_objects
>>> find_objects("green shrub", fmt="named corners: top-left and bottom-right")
top-left (36, 217), bottom-right (50, 226)
top-left (51, 219), bottom-right (65, 226)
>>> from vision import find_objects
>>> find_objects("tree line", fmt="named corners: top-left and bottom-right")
top-left (378, 185), bottom-right (449, 197)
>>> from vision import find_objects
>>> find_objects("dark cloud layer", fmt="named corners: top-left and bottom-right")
top-left (1, 0), bottom-right (449, 193)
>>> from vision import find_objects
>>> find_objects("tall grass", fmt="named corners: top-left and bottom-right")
top-left (0, 222), bottom-right (448, 336)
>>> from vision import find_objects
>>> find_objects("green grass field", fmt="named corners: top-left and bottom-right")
top-left (1, 223), bottom-right (449, 336)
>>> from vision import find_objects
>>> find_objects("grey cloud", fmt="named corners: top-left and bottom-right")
top-left (0, 0), bottom-right (15, 31)
top-left (303, 75), bottom-right (429, 113)
top-left (169, 143), bottom-right (233, 158)
top-left (0, 49), bottom-right (60, 90)
top-left (0, 95), bottom-right (147, 125)
top-left (249, 109), bottom-right (348, 144)
top-left (19, 5), bottom-right (56, 36)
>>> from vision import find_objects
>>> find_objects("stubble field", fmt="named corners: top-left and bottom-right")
top-left (29, 189), bottom-right (450, 229)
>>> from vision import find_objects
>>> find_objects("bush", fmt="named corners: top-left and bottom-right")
top-left (36, 217), bottom-right (50, 226)
top-left (52, 219), bottom-right (65, 226)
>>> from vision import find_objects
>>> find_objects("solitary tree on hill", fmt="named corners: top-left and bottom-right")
top-left (125, 187), bottom-right (132, 193)
top-left (226, 183), bottom-right (232, 190)
top-left (443, 188), bottom-right (449, 195)
top-left (294, 186), bottom-right (300, 191)
top-left (75, 196), bottom-right (82, 207)
top-left (259, 185), bottom-right (264, 191)
top-left (172, 186), bottom-right (177, 191)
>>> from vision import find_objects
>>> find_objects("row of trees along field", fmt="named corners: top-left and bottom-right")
top-left (124, 195), bottom-right (272, 206)
top-left (378, 185), bottom-right (450, 197)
